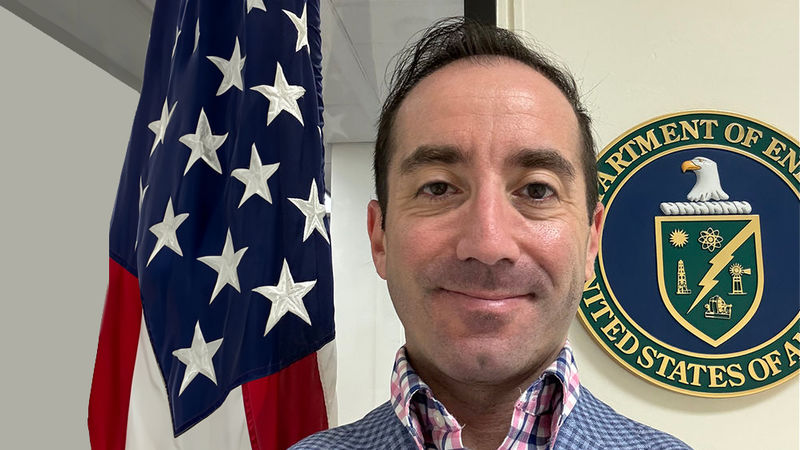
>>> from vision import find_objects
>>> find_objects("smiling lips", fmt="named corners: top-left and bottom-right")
top-left (434, 288), bottom-right (532, 333)
top-left (437, 288), bottom-right (534, 315)
top-left (441, 288), bottom-right (532, 301)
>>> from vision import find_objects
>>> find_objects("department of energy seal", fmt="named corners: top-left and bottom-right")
top-left (579, 111), bottom-right (799, 397)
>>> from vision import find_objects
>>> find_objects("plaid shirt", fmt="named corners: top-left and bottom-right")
top-left (390, 342), bottom-right (581, 450)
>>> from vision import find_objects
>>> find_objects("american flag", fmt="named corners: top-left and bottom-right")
top-left (88, 0), bottom-right (335, 448)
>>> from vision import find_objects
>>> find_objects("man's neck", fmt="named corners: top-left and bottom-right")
top-left (408, 348), bottom-right (561, 450)
top-left (425, 380), bottom-right (519, 450)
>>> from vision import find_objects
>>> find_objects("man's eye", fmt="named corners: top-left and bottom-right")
top-left (421, 182), bottom-right (451, 197)
top-left (523, 183), bottom-right (554, 200)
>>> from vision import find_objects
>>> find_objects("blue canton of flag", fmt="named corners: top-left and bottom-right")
top-left (99, 0), bottom-right (334, 438)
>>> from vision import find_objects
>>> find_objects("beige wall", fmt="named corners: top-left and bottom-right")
top-left (330, 142), bottom-right (406, 425)
top-left (0, 5), bottom-right (138, 448)
top-left (498, 1), bottom-right (799, 448)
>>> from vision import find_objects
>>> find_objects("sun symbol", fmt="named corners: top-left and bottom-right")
top-left (698, 227), bottom-right (724, 252)
top-left (669, 229), bottom-right (689, 247)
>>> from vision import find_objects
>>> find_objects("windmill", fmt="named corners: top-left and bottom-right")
top-left (729, 263), bottom-right (751, 295)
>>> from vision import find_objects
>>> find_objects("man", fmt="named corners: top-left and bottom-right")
top-left (294, 18), bottom-right (689, 449)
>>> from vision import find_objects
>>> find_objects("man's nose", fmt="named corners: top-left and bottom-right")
top-left (454, 188), bottom-right (521, 265)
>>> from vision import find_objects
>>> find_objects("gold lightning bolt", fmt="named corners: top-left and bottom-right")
top-left (686, 220), bottom-right (758, 314)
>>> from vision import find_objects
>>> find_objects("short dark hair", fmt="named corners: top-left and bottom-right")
top-left (374, 17), bottom-right (598, 224)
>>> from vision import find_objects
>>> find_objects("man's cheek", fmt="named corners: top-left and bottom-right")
top-left (533, 235), bottom-right (580, 285)
top-left (526, 223), bottom-right (571, 255)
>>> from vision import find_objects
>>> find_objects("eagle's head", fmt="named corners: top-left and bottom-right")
top-left (681, 157), bottom-right (729, 201)
top-left (681, 156), bottom-right (717, 173)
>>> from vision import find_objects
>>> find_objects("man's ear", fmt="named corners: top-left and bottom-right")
top-left (585, 202), bottom-right (604, 281)
top-left (367, 200), bottom-right (387, 279)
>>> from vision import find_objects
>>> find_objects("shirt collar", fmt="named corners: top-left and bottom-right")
top-left (389, 348), bottom-right (462, 435)
top-left (518, 343), bottom-right (581, 419)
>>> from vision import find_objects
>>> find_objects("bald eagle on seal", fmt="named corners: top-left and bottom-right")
top-left (681, 157), bottom-right (729, 202)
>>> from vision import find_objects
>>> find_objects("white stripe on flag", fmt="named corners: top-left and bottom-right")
top-left (316, 339), bottom-right (338, 427)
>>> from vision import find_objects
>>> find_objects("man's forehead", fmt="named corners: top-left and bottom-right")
top-left (389, 58), bottom-right (582, 169)
top-left (399, 56), bottom-right (571, 109)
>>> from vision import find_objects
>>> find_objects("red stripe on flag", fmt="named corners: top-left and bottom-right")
top-left (243, 352), bottom-right (328, 450)
top-left (89, 258), bottom-right (143, 450)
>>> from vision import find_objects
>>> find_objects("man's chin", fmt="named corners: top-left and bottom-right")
top-left (434, 341), bottom-right (540, 386)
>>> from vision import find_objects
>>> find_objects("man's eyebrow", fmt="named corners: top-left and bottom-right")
top-left (506, 148), bottom-right (575, 180)
top-left (398, 145), bottom-right (467, 175)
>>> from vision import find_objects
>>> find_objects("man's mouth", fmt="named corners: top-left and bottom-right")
top-left (438, 288), bottom-right (533, 302)
top-left (431, 288), bottom-right (533, 333)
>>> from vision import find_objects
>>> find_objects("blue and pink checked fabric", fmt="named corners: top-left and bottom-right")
top-left (390, 343), bottom-right (582, 450)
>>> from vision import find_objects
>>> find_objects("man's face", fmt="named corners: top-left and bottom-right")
top-left (367, 58), bottom-right (602, 386)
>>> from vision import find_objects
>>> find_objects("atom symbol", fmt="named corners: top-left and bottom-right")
top-left (698, 227), bottom-right (723, 252)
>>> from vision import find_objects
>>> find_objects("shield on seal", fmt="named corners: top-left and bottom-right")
top-left (655, 214), bottom-right (763, 347)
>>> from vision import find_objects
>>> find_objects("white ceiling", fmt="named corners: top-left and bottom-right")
top-left (320, 0), bottom-right (462, 142)
top-left (0, 0), bottom-right (463, 145)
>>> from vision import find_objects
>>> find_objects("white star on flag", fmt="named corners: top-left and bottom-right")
top-left (207, 37), bottom-right (245, 96)
top-left (289, 179), bottom-right (329, 243)
top-left (172, 322), bottom-right (223, 395)
top-left (138, 178), bottom-right (149, 214)
top-left (172, 27), bottom-right (181, 58)
top-left (250, 63), bottom-right (305, 126)
top-left (197, 229), bottom-right (248, 303)
top-left (246, 0), bottom-right (266, 13)
top-left (253, 259), bottom-right (316, 336)
top-left (231, 143), bottom-right (280, 207)
top-left (193, 19), bottom-right (200, 53)
top-left (148, 99), bottom-right (177, 155)
top-left (179, 108), bottom-right (228, 175)
top-left (135, 178), bottom-right (149, 250)
top-left (147, 198), bottom-right (189, 266)
top-left (283, 3), bottom-right (308, 53)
